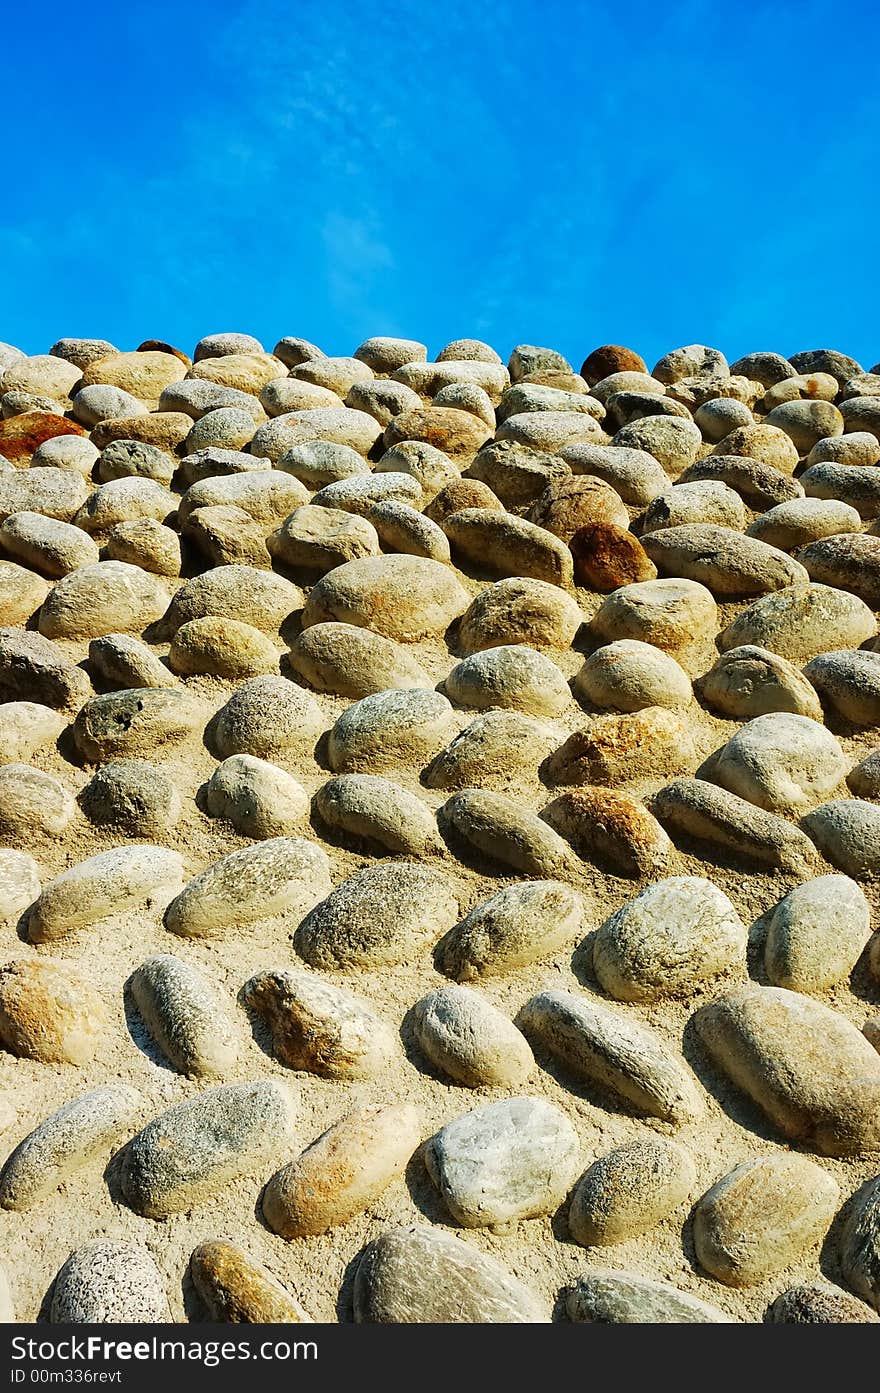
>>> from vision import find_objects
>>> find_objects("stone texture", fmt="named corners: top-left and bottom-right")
top-left (166, 837), bottom-right (330, 939)
top-left (693, 1154), bottom-right (839, 1286)
top-left (436, 880), bottom-right (582, 980)
top-left (424, 1096), bottom-right (580, 1227)
top-left (129, 954), bottom-right (239, 1078)
top-left (263, 1103), bottom-right (420, 1238)
top-left (241, 970), bottom-right (397, 1078)
top-left (693, 985), bottom-right (880, 1155)
top-left (593, 875), bottom-right (746, 1002)
top-left (568, 1139), bottom-right (696, 1246)
top-left (295, 862), bottom-right (458, 970)
top-left (517, 989), bottom-right (703, 1123)
top-left (352, 1224), bottom-right (548, 1323)
top-left (120, 1081), bottom-right (297, 1219)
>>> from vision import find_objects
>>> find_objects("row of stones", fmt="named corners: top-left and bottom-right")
top-left (2, 922), bottom-right (879, 1152)
top-left (2, 1079), bottom-right (879, 1320)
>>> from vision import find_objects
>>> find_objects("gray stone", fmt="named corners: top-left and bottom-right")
top-left (643, 523), bottom-right (807, 596)
top-left (692, 985), bottom-right (880, 1156)
top-left (680, 456), bottom-right (804, 509)
top-left (593, 875), bottom-right (746, 1002)
top-left (566, 1270), bottom-right (730, 1323)
top-left (747, 498), bottom-right (862, 551)
top-left (32, 435), bottom-right (100, 474)
top-left (50, 1241), bottom-right (169, 1323)
top-left (242, 969), bottom-right (397, 1078)
top-left (457, 578), bottom-right (582, 654)
top-left (801, 799), bottom-right (880, 878)
top-left (38, 561), bottom-right (170, 640)
top-left (27, 844), bottom-right (185, 943)
top-left (78, 759), bottom-right (181, 836)
top-left (97, 439), bottom-right (176, 484)
top-left (87, 634), bottom-right (176, 690)
top-left (73, 687), bottom-right (204, 761)
top-left (558, 443), bottom-right (669, 505)
top-left (326, 688), bottom-right (457, 773)
top-left (718, 584), bottom-right (877, 663)
top-left (163, 565), bottom-right (301, 635)
top-left (804, 649), bottom-right (880, 725)
top-left (177, 470), bottom-right (309, 530)
top-left (352, 1224), bottom-right (548, 1323)
top-left (0, 626), bottom-right (93, 708)
top-left (182, 504), bottom-right (271, 569)
top-left (424, 1096), bottom-right (580, 1227)
top-left (423, 710), bottom-right (558, 791)
top-left (301, 554), bottom-right (468, 642)
top-left (612, 417), bottom-right (702, 476)
top-left (276, 440), bottom-right (370, 487)
top-left (0, 467), bottom-right (89, 523)
top-left (0, 560), bottom-right (49, 624)
top-left (839, 1176), bottom-right (880, 1312)
top-left (129, 954), bottom-right (240, 1077)
top-left (102, 518), bottom-right (181, 576)
top-left (847, 749), bottom-right (880, 797)
top-left (696, 645), bottom-right (823, 720)
top-left (575, 640), bottom-right (692, 712)
top-left (120, 1080), bottom-right (297, 1219)
top-left (294, 862), bottom-right (458, 970)
top-left (411, 985), bottom-right (534, 1088)
top-left (568, 1139), bottom-right (696, 1247)
top-left (0, 1084), bottom-right (141, 1211)
top-left (693, 1154), bottom-right (839, 1287)
top-left (367, 500), bottom-right (451, 561)
top-left (769, 1282), bottom-right (879, 1323)
top-left (439, 788), bottom-right (577, 877)
top-left (517, 988), bottom-right (703, 1123)
top-left (442, 508), bottom-right (574, 587)
top-left (268, 504), bottom-right (379, 573)
top-left (650, 777), bottom-right (823, 875)
top-left (166, 837), bottom-right (330, 939)
top-left (0, 764), bottom-right (75, 840)
top-left (590, 578), bottom-right (717, 656)
top-left (71, 384), bottom-right (148, 427)
top-left (73, 478), bottom-right (177, 534)
top-left (445, 645), bottom-right (570, 718)
top-left (314, 774), bottom-right (442, 856)
top-left (640, 480), bottom-right (747, 533)
top-left (194, 332), bottom-right (264, 361)
top-left (0, 510), bottom-right (99, 577)
top-left (0, 701), bottom-right (64, 763)
top-left (0, 849), bottom-right (40, 923)
top-left (704, 712), bottom-right (848, 815)
top-left (213, 674), bottom-right (324, 759)
top-left (273, 336), bottom-right (325, 368)
top-left (801, 463), bottom-right (880, 519)
top-left (287, 622), bottom-right (431, 698)
top-left (205, 754), bottom-right (308, 838)
top-left (436, 880), bottom-right (582, 980)
top-left (312, 471), bottom-right (423, 514)
top-left (796, 532), bottom-right (880, 606)
top-left (764, 874), bottom-right (871, 991)
top-left (345, 380), bottom-right (423, 428)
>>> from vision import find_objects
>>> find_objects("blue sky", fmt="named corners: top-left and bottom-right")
top-left (5, 0), bottom-right (879, 370)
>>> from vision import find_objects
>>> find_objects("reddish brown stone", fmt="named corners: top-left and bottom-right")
top-left (0, 413), bottom-right (86, 465)
top-left (580, 344), bottom-right (648, 385)
top-left (136, 340), bottom-right (192, 367)
top-left (569, 522), bottom-right (656, 591)
top-left (528, 476), bottom-right (629, 542)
